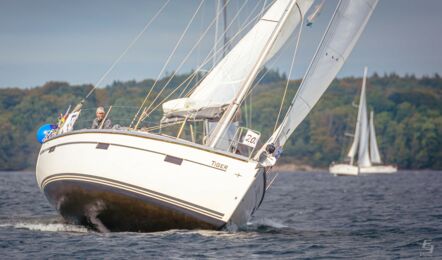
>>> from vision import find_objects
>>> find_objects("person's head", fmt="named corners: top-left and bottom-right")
top-left (96, 107), bottom-right (105, 120)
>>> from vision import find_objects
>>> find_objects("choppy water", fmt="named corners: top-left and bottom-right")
top-left (1, 170), bottom-right (441, 259)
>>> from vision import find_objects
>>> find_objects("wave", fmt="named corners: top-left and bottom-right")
top-left (235, 218), bottom-right (291, 234)
top-left (247, 218), bottom-right (288, 229)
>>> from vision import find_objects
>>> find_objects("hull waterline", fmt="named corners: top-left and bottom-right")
top-left (329, 163), bottom-right (397, 176)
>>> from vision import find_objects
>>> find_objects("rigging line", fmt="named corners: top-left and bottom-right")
top-left (238, 43), bottom-right (286, 108)
top-left (84, 0), bottom-right (171, 100)
top-left (179, 71), bottom-right (199, 97)
top-left (143, 0), bottom-right (239, 110)
top-left (131, 0), bottom-right (206, 129)
top-left (273, 2), bottom-right (304, 132)
top-left (138, 0), bottom-right (236, 122)
top-left (177, 0), bottom-right (254, 98)
top-left (146, 121), bottom-right (182, 132)
top-left (243, 96), bottom-right (249, 128)
top-left (261, 0), bottom-right (269, 14)
top-left (180, 0), bottom-right (270, 100)
top-left (171, 0), bottom-right (252, 91)
top-left (266, 171), bottom-right (279, 191)
top-left (250, 89), bottom-right (252, 128)
top-left (208, 0), bottom-right (300, 148)
top-left (143, 66), bottom-right (202, 121)
top-left (141, 0), bottom-right (265, 120)
top-left (196, 0), bottom-right (206, 71)
top-left (144, 0), bottom-right (275, 121)
top-left (201, 0), bottom-right (258, 70)
top-left (239, 0), bottom-right (272, 130)
top-left (181, 0), bottom-right (273, 99)
top-left (145, 3), bottom-right (279, 121)
top-left (137, 0), bottom-right (237, 124)
top-left (234, 0), bottom-right (241, 38)
top-left (222, 0), bottom-right (228, 56)
top-left (213, 0), bottom-right (221, 66)
top-left (272, 0), bottom-right (343, 143)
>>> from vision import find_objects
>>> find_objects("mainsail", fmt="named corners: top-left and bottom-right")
top-left (347, 67), bottom-right (368, 165)
top-left (357, 75), bottom-right (371, 167)
top-left (266, 0), bottom-right (379, 153)
top-left (369, 110), bottom-right (382, 163)
top-left (163, 0), bottom-right (314, 119)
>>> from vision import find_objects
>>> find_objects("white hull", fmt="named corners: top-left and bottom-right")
top-left (36, 130), bottom-right (266, 232)
top-left (329, 163), bottom-right (397, 176)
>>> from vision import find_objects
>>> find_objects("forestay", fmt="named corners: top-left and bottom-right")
top-left (266, 0), bottom-right (379, 152)
top-left (162, 0), bottom-right (314, 120)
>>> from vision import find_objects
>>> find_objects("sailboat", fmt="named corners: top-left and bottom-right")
top-left (35, 0), bottom-right (378, 232)
top-left (329, 67), bottom-right (397, 176)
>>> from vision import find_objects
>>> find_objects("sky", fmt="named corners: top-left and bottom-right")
top-left (0, 0), bottom-right (441, 88)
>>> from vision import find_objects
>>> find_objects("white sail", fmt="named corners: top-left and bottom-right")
top-left (357, 76), bottom-right (371, 167)
top-left (163, 0), bottom-right (313, 118)
top-left (347, 114), bottom-right (360, 164)
top-left (347, 67), bottom-right (368, 164)
top-left (266, 0), bottom-right (379, 150)
top-left (369, 110), bottom-right (382, 163)
top-left (264, 0), bottom-right (313, 65)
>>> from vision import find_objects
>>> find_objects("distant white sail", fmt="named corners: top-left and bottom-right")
top-left (266, 0), bottom-right (379, 150)
top-left (163, 0), bottom-right (313, 119)
top-left (347, 114), bottom-right (360, 164)
top-left (369, 110), bottom-right (382, 163)
top-left (347, 66), bottom-right (367, 165)
top-left (357, 75), bottom-right (371, 167)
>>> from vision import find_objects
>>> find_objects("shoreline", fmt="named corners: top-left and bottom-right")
top-left (272, 163), bottom-right (327, 173)
top-left (270, 164), bottom-right (442, 173)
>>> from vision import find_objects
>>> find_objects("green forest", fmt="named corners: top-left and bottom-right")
top-left (0, 71), bottom-right (441, 170)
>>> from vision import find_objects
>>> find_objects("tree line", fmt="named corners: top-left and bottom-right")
top-left (0, 71), bottom-right (440, 170)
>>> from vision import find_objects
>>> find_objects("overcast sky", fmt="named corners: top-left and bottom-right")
top-left (1, 0), bottom-right (441, 88)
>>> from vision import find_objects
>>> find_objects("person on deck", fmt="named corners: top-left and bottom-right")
top-left (91, 106), bottom-right (112, 129)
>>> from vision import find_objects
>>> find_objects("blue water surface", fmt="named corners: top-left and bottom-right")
top-left (0, 170), bottom-right (441, 259)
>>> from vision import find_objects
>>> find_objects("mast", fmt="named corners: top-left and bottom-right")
top-left (213, 1), bottom-right (228, 69)
top-left (213, 0), bottom-right (221, 66)
top-left (208, 0), bottom-right (301, 148)
top-left (222, 0), bottom-right (228, 58)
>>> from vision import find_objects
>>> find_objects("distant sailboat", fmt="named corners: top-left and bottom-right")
top-left (329, 67), bottom-right (397, 176)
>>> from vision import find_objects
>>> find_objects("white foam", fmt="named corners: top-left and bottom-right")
top-left (13, 222), bottom-right (89, 233)
top-left (247, 218), bottom-right (288, 229)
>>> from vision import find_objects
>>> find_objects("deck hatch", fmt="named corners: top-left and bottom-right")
top-left (164, 155), bottom-right (183, 165)
top-left (96, 143), bottom-right (110, 150)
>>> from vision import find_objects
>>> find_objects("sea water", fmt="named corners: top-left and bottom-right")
top-left (0, 170), bottom-right (441, 259)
